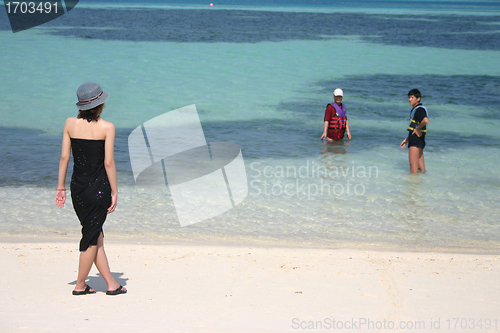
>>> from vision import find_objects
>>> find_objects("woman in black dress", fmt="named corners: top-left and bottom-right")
top-left (55, 82), bottom-right (126, 296)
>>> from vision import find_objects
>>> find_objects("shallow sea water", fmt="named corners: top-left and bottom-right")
top-left (0, 0), bottom-right (499, 250)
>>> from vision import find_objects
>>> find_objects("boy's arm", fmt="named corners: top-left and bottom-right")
top-left (411, 107), bottom-right (428, 137)
top-left (412, 117), bottom-right (429, 138)
top-left (400, 136), bottom-right (408, 148)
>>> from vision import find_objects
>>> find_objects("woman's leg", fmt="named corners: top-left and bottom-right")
top-left (93, 232), bottom-right (125, 292)
top-left (75, 245), bottom-right (97, 292)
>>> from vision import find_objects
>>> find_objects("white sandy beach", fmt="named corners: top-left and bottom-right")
top-left (1, 239), bottom-right (499, 332)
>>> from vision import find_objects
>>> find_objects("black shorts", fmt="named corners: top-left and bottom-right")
top-left (408, 133), bottom-right (426, 149)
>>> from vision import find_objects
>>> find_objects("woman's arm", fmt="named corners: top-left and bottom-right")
top-left (55, 119), bottom-right (72, 207)
top-left (321, 120), bottom-right (329, 139)
top-left (321, 105), bottom-right (333, 140)
top-left (104, 122), bottom-right (118, 213)
top-left (345, 119), bottom-right (351, 140)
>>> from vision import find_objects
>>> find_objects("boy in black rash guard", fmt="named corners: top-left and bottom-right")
top-left (400, 89), bottom-right (429, 173)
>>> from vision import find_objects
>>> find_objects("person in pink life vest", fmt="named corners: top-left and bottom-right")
top-left (320, 88), bottom-right (351, 141)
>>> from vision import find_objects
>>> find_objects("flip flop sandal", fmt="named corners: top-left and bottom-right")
top-left (106, 285), bottom-right (127, 296)
top-left (72, 284), bottom-right (96, 295)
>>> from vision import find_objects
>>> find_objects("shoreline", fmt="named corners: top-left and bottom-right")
top-left (1, 233), bottom-right (499, 255)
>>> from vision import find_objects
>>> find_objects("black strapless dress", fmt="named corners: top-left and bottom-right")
top-left (70, 138), bottom-right (111, 251)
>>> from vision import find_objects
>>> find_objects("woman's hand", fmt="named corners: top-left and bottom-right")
top-left (55, 190), bottom-right (66, 207)
top-left (107, 193), bottom-right (118, 213)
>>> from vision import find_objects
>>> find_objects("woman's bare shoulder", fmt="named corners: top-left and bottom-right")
top-left (98, 119), bottom-right (116, 140)
top-left (98, 118), bottom-right (115, 130)
top-left (65, 116), bottom-right (78, 123)
top-left (63, 117), bottom-right (78, 128)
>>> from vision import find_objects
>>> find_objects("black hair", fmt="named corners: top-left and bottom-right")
top-left (408, 89), bottom-right (421, 99)
top-left (77, 103), bottom-right (104, 123)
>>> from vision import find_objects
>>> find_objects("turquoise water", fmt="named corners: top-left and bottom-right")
top-left (0, 1), bottom-right (499, 250)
